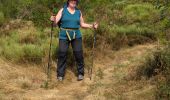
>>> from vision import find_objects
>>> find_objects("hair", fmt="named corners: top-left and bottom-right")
top-left (67, 0), bottom-right (79, 6)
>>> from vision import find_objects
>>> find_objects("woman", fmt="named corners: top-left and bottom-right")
top-left (50, 0), bottom-right (98, 81)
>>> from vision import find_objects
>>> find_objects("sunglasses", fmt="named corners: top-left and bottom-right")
top-left (69, 0), bottom-right (78, 2)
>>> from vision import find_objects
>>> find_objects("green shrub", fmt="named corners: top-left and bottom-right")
top-left (156, 79), bottom-right (170, 100)
top-left (123, 3), bottom-right (160, 24)
top-left (82, 29), bottom-right (93, 48)
top-left (105, 24), bottom-right (155, 50)
top-left (31, 4), bottom-right (51, 27)
top-left (0, 11), bottom-right (5, 26)
top-left (2, 43), bottom-right (24, 62)
top-left (114, 0), bottom-right (128, 10)
top-left (113, 24), bottom-right (154, 35)
top-left (135, 44), bottom-right (170, 99)
top-left (19, 30), bottom-right (41, 44)
top-left (136, 46), bottom-right (170, 78)
top-left (0, 0), bottom-right (169, 66)
top-left (160, 18), bottom-right (170, 29)
top-left (0, 20), bottom-right (61, 64)
top-left (22, 44), bottom-right (44, 63)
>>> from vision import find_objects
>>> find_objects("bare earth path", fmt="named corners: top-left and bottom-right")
top-left (0, 43), bottom-right (157, 100)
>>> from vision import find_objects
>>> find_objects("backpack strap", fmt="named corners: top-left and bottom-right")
top-left (77, 9), bottom-right (81, 18)
top-left (58, 6), bottom-right (66, 28)
top-left (58, 4), bottom-right (81, 27)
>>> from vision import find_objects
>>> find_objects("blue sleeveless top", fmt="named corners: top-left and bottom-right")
top-left (59, 6), bottom-right (82, 40)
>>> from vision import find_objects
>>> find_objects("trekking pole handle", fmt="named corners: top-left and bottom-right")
top-left (92, 21), bottom-right (99, 30)
top-left (50, 14), bottom-right (56, 23)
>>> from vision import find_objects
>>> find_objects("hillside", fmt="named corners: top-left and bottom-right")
top-left (0, 43), bottom-right (157, 100)
top-left (0, 0), bottom-right (170, 100)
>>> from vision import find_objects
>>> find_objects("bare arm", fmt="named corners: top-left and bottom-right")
top-left (50, 8), bottom-right (63, 24)
top-left (80, 12), bottom-right (98, 29)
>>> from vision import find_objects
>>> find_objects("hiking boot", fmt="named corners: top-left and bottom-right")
top-left (77, 75), bottom-right (84, 81)
top-left (57, 76), bottom-right (63, 81)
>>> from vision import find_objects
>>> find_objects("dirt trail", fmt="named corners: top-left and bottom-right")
top-left (0, 43), bottom-right (157, 100)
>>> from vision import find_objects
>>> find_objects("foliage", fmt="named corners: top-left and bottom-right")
top-left (135, 44), bottom-right (170, 99)
top-left (0, 11), bottom-right (5, 26)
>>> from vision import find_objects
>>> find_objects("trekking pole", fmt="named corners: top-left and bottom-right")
top-left (46, 21), bottom-right (54, 87)
top-left (89, 28), bottom-right (97, 80)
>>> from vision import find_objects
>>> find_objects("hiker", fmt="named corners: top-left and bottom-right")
top-left (50, 0), bottom-right (98, 81)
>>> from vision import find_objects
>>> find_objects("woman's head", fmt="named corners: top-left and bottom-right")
top-left (67, 0), bottom-right (79, 8)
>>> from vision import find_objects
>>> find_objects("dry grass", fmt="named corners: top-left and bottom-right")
top-left (0, 43), bottom-right (157, 100)
top-left (85, 43), bottom-right (157, 100)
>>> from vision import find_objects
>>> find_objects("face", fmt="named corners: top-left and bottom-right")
top-left (68, 0), bottom-right (77, 8)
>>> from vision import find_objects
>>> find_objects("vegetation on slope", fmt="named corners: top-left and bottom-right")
top-left (0, 0), bottom-right (170, 99)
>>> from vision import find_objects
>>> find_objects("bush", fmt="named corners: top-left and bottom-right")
top-left (82, 29), bottom-right (93, 48)
top-left (18, 29), bottom-right (41, 44)
top-left (123, 3), bottom-right (160, 24)
top-left (114, 0), bottom-right (128, 10)
top-left (42, 37), bottom-right (59, 60)
top-left (160, 18), bottom-right (170, 29)
top-left (135, 44), bottom-right (170, 99)
top-left (136, 44), bottom-right (170, 78)
top-left (105, 24), bottom-right (155, 50)
top-left (0, 24), bottom-right (59, 64)
top-left (22, 44), bottom-right (44, 63)
top-left (0, 0), bottom-right (169, 66)
top-left (113, 24), bottom-right (155, 36)
top-left (1, 43), bottom-right (24, 62)
top-left (0, 11), bottom-right (5, 26)
top-left (156, 79), bottom-right (170, 100)
top-left (31, 4), bottom-right (51, 27)
top-left (1, 42), bottom-right (45, 63)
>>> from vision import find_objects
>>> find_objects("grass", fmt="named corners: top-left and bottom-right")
top-left (2, 43), bottom-right (24, 62)
top-left (156, 79), bottom-right (170, 100)
top-left (0, 37), bottom-right (158, 99)
top-left (123, 3), bottom-right (160, 24)
top-left (0, 0), bottom-right (170, 99)
top-left (0, 11), bottom-right (5, 26)
top-left (1, 0), bottom-right (167, 63)
top-left (22, 44), bottom-right (44, 63)
top-left (0, 91), bottom-right (6, 100)
top-left (0, 21), bottom-right (60, 64)
top-left (96, 68), bottom-right (104, 79)
top-left (134, 43), bottom-right (170, 99)
top-left (85, 43), bottom-right (156, 99)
